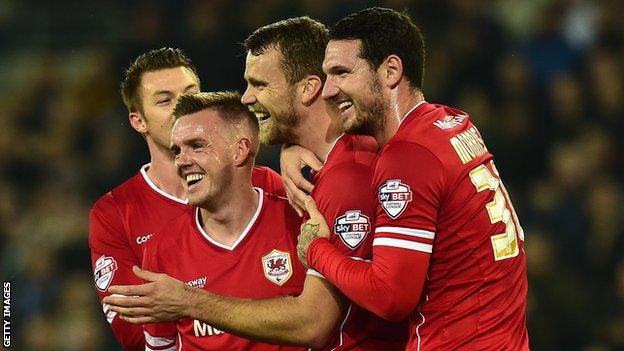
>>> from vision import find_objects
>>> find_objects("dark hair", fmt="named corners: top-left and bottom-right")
top-left (173, 91), bottom-right (259, 132)
top-left (121, 47), bottom-right (200, 113)
top-left (244, 16), bottom-right (328, 84)
top-left (329, 7), bottom-right (425, 89)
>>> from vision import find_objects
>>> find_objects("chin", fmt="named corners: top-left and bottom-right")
top-left (187, 194), bottom-right (205, 207)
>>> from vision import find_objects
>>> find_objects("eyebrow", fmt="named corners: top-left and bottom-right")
top-left (245, 76), bottom-right (268, 87)
top-left (153, 83), bottom-right (199, 96)
top-left (325, 64), bottom-right (351, 74)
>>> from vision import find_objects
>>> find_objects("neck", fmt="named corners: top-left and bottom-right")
top-left (375, 87), bottom-right (425, 146)
top-left (198, 173), bottom-right (259, 247)
top-left (145, 138), bottom-right (186, 199)
top-left (293, 102), bottom-right (342, 163)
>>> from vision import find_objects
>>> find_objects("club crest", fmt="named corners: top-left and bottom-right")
top-left (334, 210), bottom-right (370, 249)
top-left (94, 255), bottom-right (118, 292)
top-left (378, 179), bottom-right (413, 219)
top-left (261, 249), bottom-right (293, 286)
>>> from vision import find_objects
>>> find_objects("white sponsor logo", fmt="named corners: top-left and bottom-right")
top-left (194, 320), bottom-right (224, 337)
top-left (378, 179), bottom-right (413, 219)
top-left (261, 250), bottom-right (293, 286)
top-left (334, 210), bottom-right (370, 249)
top-left (93, 255), bottom-right (118, 292)
top-left (186, 276), bottom-right (207, 289)
top-left (433, 114), bottom-right (467, 130)
top-left (136, 233), bottom-right (154, 244)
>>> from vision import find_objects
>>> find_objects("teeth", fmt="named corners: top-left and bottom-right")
top-left (255, 112), bottom-right (270, 123)
top-left (186, 173), bottom-right (204, 184)
top-left (338, 101), bottom-right (353, 110)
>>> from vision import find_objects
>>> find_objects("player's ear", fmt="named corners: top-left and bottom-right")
top-left (380, 54), bottom-right (403, 89)
top-left (129, 111), bottom-right (148, 134)
top-left (300, 75), bottom-right (322, 106)
top-left (233, 137), bottom-right (253, 167)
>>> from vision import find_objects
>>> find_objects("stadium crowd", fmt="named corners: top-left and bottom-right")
top-left (0, 0), bottom-right (622, 350)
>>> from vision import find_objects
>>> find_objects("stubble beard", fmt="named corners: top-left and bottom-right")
top-left (259, 91), bottom-right (300, 145)
top-left (344, 77), bottom-right (387, 137)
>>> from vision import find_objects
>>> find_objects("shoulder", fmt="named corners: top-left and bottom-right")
top-left (252, 165), bottom-right (284, 196)
top-left (389, 103), bottom-right (487, 167)
top-left (92, 173), bottom-right (145, 212)
top-left (260, 190), bottom-right (300, 227)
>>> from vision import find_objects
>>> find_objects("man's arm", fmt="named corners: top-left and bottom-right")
top-left (89, 196), bottom-right (145, 351)
top-left (299, 142), bottom-right (444, 322)
top-left (105, 267), bottom-right (345, 348)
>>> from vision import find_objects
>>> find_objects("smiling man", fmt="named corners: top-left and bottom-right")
top-left (88, 48), bottom-right (284, 351)
top-left (138, 91), bottom-right (307, 351)
top-left (295, 7), bottom-right (530, 351)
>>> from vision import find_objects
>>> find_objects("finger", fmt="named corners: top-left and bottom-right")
top-left (289, 199), bottom-right (304, 217)
top-left (104, 295), bottom-right (152, 308)
top-left (107, 283), bottom-right (153, 296)
top-left (301, 152), bottom-right (324, 172)
top-left (119, 314), bottom-right (157, 324)
top-left (293, 175), bottom-right (314, 193)
top-left (284, 186), bottom-right (303, 217)
top-left (283, 177), bottom-right (307, 211)
top-left (109, 305), bottom-right (154, 317)
top-left (132, 266), bottom-right (161, 282)
top-left (303, 196), bottom-right (322, 220)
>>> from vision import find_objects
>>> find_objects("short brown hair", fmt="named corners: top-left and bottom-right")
top-left (173, 91), bottom-right (260, 156)
top-left (330, 8), bottom-right (425, 90)
top-left (121, 47), bottom-right (200, 113)
top-left (244, 17), bottom-right (328, 84)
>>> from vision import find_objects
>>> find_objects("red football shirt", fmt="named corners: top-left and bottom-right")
top-left (142, 188), bottom-right (307, 351)
top-left (308, 102), bottom-right (529, 350)
top-left (309, 134), bottom-right (407, 350)
top-left (89, 164), bottom-right (284, 351)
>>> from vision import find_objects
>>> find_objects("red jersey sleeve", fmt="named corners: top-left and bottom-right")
top-left (308, 142), bottom-right (445, 322)
top-left (141, 239), bottom-right (178, 351)
top-left (252, 166), bottom-right (285, 197)
top-left (89, 194), bottom-right (145, 351)
top-left (312, 162), bottom-right (375, 258)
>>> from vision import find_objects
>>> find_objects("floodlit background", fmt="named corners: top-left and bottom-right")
top-left (0, 0), bottom-right (622, 350)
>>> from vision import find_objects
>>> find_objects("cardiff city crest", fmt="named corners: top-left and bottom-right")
top-left (334, 210), bottom-right (370, 249)
top-left (94, 255), bottom-right (118, 292)
top-left (261, 249), bottom-right (293, 286)
top-left (378, 179), bottom-right (413, 219)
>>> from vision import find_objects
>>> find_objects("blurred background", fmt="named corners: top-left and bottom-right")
top-left (0, 0), bottom-right (622, 350)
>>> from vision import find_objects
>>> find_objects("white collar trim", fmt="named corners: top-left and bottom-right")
top-left (323, 133), bottom-right (345, 164)
top-left (140, 164), bottom-right (188, 204)
top-left (194, 187), bottom-right (264, 251)
top-left (399, 100), bottom-right (427, 127)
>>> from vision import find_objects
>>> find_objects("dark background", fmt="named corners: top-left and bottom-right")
top-left (0, 0), bottom-right (622, 350)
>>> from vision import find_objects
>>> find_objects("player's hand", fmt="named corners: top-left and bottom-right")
top-left (103, 266), bottom-right (194, 324)
top-left (297, 196), bottom-right (330, 268)
top-left (280, 144), bottom-right (323, 216)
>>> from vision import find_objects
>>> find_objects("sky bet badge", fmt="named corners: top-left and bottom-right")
top-left (334, 210), bottom-right (370, 249)
top-left (94, 255), bottom-right (118, 292)
top-left (262, 249), bottom-right (293, 286)
top-left (379, 179), bottom-right (413, 219)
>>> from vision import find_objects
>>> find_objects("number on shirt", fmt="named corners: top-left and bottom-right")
top-left (469, 161), bottom-right (524, 261)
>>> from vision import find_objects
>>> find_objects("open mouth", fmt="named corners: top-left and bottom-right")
top-left (255, 111), bottom-right (271, 124)
top-left (338, 100), bottom-right (353, 113)
top-left (185, 173), bottom-right (205, 188)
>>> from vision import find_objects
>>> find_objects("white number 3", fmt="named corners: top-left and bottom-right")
top-left (469, 161), bottom-right (524, 261)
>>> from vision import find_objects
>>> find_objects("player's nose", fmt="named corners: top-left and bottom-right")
top-left (241, 87), bottom-right (256, 106)
top-left (175, 149), bottom-right (193, 169)
top-left (321, 78), bottom-right (339, 101)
